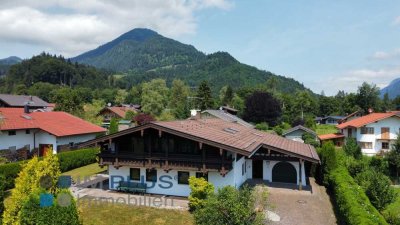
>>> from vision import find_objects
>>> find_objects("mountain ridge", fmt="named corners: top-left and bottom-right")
top-left (72, 28), bottom-right (310, 94)
top-left (380, 78), bottom-right (400, 99)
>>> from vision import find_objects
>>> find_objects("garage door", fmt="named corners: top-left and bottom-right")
top-left (272, 162), bottom-right (297, 184)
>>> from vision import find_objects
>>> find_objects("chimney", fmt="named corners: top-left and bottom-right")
top-left (190, 109), bottom-right (201, 120)
top-left (24, 104), bottom-right (30, 114)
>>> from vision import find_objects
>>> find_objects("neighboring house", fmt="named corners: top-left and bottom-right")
top-left (283, 125), bottom-right (318, 143)
top-left (0, 94), bottom-right (49, 109)
top-left (316, 116), bottom-right (345, 125)
top-left (0, 108), bottom-right (106, 156)
top-left (201, 109), bottom-right (254, 128)
top-left (337, 111), bottom-right (400, 155)
top-left (318, 133), bottom-right (345, 147)
top-left (339, 110), bottom-right (363, 124)
top-left (98, 106), bottom-right (139, 131)
top-left (79, 117), bottom-right (320, 197)
top-left (219, 106), bottom-right (239, 115)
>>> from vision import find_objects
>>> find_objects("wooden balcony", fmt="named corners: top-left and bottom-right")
top-left (98, 151), bottom-right (234, 175)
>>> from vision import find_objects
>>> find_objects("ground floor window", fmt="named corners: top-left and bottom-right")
top-left (359, 142), bottom-right (373, 149)
top-left (146, 169), bottom-right (157, 182)
top-left (382, 142), bottom-right (389, 150)
top-left (178, 171), bottom-right (190, 184)
top-left (196, 172), bottom-right (208, 181)
top-left (130, 168), bottom-right (140, 181)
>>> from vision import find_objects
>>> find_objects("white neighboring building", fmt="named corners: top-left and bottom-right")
top-left (0, 108), bottom-right (106, 155)
top-left (337, 112), bottom-right (400, 155)
top-left (79, 117), bottom-right (320, 197)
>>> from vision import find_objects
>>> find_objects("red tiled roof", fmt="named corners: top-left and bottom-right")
top-left (318, 133), bottom-right (345, 140)
top-left (80, 118), bottom-right (320, 163)
top-left (337, 112), bottom-right (400, 129)
top-left (0, 108), bottom-right (106, 137)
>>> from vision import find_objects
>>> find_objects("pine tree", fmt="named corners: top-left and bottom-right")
top-left (196, 81), bottom-right (214, 111)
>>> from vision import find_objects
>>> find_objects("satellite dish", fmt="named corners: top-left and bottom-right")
top-left (107, 103), bottom-right (111, 107)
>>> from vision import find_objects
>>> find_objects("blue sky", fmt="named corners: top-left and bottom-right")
top-left (0, 0), bottom-right (399, 95)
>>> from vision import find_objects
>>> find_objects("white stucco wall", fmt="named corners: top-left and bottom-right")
top-left (109, 165), bottom-right (237, 197)
top-left (35, 132), bottom-right (57, 154)
top-left (264, 160), bottom-right (306, 186)
top-left (346, 117), bottom-right (400, 155)
top-left (233, 155), bottom-right (250, 188)
top-left (0, 129), bottom-right (36, 150)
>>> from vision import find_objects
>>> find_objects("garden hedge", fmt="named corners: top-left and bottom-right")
top-left (328, 167), bottom-right (388, 225)
top-left (0, 148), bottom-right (99, 190)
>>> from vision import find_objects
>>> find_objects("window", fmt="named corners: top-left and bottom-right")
top-left (130, 168), bottom-right (141, 181)
top-left (242, 163), bottom-right (245, 175)
top-left (382, 142), bottom-right (389, 150)
top-left (69, 142), bottom-right (74, 147)
top-left (25, 129), bottom-right (30, 134)
top-left (359, 142), bottom-right (373, 149)
top-left (196, 172), bottom-right (208, 181)
top-left (146, 169), bottom-right (157, 182)
top-left (8, 131), bottom-right (16, 136)
top-left (360, 127), bottom-right (374, 134)
top-left (178, 171), bottom-right (190, 185)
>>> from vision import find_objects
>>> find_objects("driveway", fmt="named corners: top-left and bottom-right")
top-left (267, 178), bottom-right (337, 225)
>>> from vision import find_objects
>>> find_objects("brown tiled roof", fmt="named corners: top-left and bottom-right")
top-left (337, 112), bottom-right (400, 129)
top-left (80, 118), bottom-right (320, 163)
top-left (318, 133), bottom-right (345, 140)
top-left (100, 107), bottom-right (138, 118)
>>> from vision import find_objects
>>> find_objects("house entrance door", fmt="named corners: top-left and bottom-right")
top-left (252, 160), bottom-right (263, 179)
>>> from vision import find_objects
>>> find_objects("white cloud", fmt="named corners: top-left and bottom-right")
top-left (369, 49), bottom-right (400, 60)
top-left (314, 67), bottom-right (400, 95)
top-left (0, 0), bottom-right (233, 57)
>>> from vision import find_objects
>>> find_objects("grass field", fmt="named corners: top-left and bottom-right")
top-left (62, 163), bottom-right (107, 179)
top-left (316, 124), bottom-right (338, 135)
top-left (79, 202), bottom-right (194, 225)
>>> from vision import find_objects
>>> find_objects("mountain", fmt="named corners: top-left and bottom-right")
top-left (380, 78), bottom-right (400, 99)
top-left (73, 28), bottom-right (309, 94)
top-left (0, 56), bottom-right (22, 76)
top-left (0, 56), bottom-right (22, 65)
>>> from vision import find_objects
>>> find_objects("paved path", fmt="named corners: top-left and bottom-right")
top-left (267, 178), bottom-right (337, 225)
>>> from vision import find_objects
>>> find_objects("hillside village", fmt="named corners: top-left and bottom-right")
top-left (0, 3), bottom-right (400, 225)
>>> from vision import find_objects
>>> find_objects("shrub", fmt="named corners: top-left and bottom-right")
top-left (343, 138), bottom-right (362, 159)
top-left (345, 156), bottom-right (369, 177)
top-left (255, 122), bottom-right (268, 131)
top-left (318, 142), bottom-right (338, 184)
top-left (2, 154), bottom-right (61, 225)
top-left (328, 167), bottom-right (388, 225)
top-left (0, 148), bottom-right (98, 191)
top-left (57, 148), bottom-right (99, 172)
top-left (388, 135), bottom-right (400, 181)
top-left (194, 185), bottom-right (266, 225)
top-left (0, 174), bottom-right (5, 221)
top-left (302, 133), bottom-right (320, 147)
top-left (382, 189), bottom-right (400, 225)
top-left (19, 189), bottom-right (80, 225)
top-left (370, 156), bottom-right (390, 176)
top-left (188, 176), bottom-right (214, 211)
top-left (109, 118), bottom-right (119, 134)
top-left (355, 170), bottom-right (397, 211)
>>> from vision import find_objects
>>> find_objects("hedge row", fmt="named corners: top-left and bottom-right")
top-left (0, 148), bottom-right (99, 190)
top-left (328, 167), bottom-right (388, 225)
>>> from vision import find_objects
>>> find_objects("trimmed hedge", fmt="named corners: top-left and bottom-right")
top-left (0, 148), bottom-right (99, 190)
top-left (328, 167), bottom-right (388, 225)
top-left (382, 188), bottom-right (400, 225)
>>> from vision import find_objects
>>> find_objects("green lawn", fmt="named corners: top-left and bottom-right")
top-left (62, 163), bottom-right (107, 179)
top-left (79, 202), bottom-right (194, 225)
top-left (316, 124), bottom-right (338, 135)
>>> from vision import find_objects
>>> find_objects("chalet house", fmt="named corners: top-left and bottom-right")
top-left (315, 116), bottom-right (345, 125)
top-left (318, 133), bottom-right (345, 147)
top-left (337, 111), bottom-right (400, 155)
top-left (339, 110), bottom-right (363, 124)
top-left (79, 117), bottom-right (320, 197)
top-left (98, 106), bottom-right (140, 130)
top-left (283, 125), bottom-right (318, 143)
top-left (0, 94), bottom-right (50, 109)
top-left (0, 108), bottom-right (106, 156)
top-left (201, 109), bottom-right (254, 128)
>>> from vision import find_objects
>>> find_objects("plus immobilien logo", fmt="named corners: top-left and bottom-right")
top-left (39, 175), bottom-right (72, 207)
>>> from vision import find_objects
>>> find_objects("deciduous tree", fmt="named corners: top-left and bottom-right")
top-left (243, 91), bottom-right (281, 126)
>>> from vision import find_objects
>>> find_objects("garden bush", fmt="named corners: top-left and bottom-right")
top-left (382, 189), bottom-right (400, 225)
top-left (0, 148), bottom-right (99, 190)
top-left (343, 137), bottom-right (362, 159)
top-left (355, 170), bottom-right (397, 210)
top-left (328, 167), bottom-right (388, 225)
top-left (0, 174), bottom-right (5, 222)
top-left (318, 142), bottom-right (338, 184)
top-left (19, 189), bottom-right (80, 225)
top-left (188, 176), bottom-right (214, 212)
